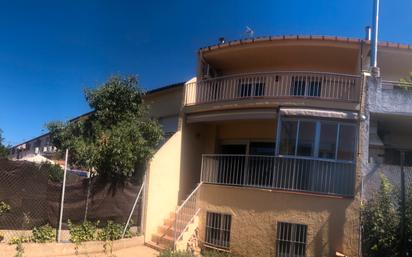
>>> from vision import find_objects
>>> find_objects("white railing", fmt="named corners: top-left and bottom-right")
top-left (201, 155), bottom-right (355, 197)
top-left (185, 71), bottom-right (361, 106)
top-left (173, 182), bottom-right (202, 248)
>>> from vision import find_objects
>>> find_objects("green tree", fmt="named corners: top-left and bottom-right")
top-left (362, 175), bottom-right (400, 257)
top-left (0, 129), bottom-right (10, 158)
top-left (47, 75), bottom-right (163, 178)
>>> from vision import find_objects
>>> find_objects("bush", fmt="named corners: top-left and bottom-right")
top-left (39, 162), bottom-right (64, 183)
top-left (32, 224), bottom-right (55, 243)
top-left (97, 220), bottom-right (132, 241)
top-left (0, 201), bottom-right (11, 215)
top-left (9, 236), bottom-right (31, 245)
top-left (158, 250), bottom-right (195, 257)
top-left (68, 220), bottom-right (99, 243)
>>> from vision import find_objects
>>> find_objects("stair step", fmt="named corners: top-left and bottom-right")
top-left (158, 224), bottom-right (175, 237)
top-left (145, 241), bottom-right (167, 251)
top-left (151, 233), bottom-right (174, 248)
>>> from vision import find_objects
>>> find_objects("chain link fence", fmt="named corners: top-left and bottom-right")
top-left (0, 159), bottom-right (143, 244)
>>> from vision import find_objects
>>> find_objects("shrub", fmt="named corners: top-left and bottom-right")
top-left (68, 220), bottom-right (99, 243)
top-left (39, 162), bottom-right (64, 183)
top-left (97, 220), bottom-right (132, 241)
top-left (157, 250), bottom-right (195, 257)
top-left (9, 236), bottom-right (31, 245)
top-left (32, 224), bottom-right (55, 243)
top-left (0, 201), bottom-right (11, 215)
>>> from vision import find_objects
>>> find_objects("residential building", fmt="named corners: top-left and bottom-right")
top-left (11, 35), bottom-right (412, 257)
top-left (142, 35), bottom-right (412, 257)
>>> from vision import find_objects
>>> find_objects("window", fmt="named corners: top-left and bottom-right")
top-left (276, 222), bottom-right (307, 257)
top-left (279, 121), bottom-right (298, 156)
top-left (291, 77), bottom-right (321, 97)
top-left (237, 79), bottom-right (265, 98)
top-left (384, 149), bottom-right (412, 166)
top-left (337, 125), bottom-right (356, 161)
top-left (296, 121), bottom-right (316, 157)
top-left (318, 123), bottom-right (338, 159)
top-left (277, 119), bottom-right (357, 162)
top-left (205, 212), bottom-right (231, 249)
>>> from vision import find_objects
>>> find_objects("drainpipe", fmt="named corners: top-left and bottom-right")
top-left (370, 0), bottom-right (380, 77)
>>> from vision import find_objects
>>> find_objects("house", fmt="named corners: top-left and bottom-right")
top-left (11, 34), bottom-right (412, 257)
top-left (142, 35), bottom-right (412, 257)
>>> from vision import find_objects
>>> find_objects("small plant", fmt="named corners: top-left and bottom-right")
top-left (97, 220), bottom-right (133, 241)
top-left (157, 250), bottom-right (196, 257)
top-left (14, 240), bottom-right (24, 257)
top-left (40, 162), bottom-right (64, 183)
top-left (0, 201), bottom-right (11, 215)
top-left (32, 224), bottom-right (56, 243)
top-left (0, 233), bottom-right (4, 242)
top-left (68, 220), bottom-right (99, 244)
top-left (9, 236), bottom-right (31, 245)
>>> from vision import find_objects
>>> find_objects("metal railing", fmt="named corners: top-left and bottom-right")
top-left (201, 154), bottom-right (355, 197)
top-left (185, 71), bottom-right (361, 105)
top-left (382, 80), bottom-right (412, 89)
top-left (173, 182), bottom-right (202, 248)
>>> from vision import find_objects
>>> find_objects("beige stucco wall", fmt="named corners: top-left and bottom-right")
top-left (143, 131), bottom-right (182, 242)
top-left (198, 184), bottom-right (360, 257)
top-left (146, 86), bottom-right (184, 118)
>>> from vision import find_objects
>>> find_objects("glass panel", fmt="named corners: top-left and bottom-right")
top-left (279, 120), bottom-right (298, 155)
top-left (337, 125), bottom-right (356, 161)
top-left (297, 121), bottom-right (316, 157)
top-left (318, 122), bottom-right (338, 159)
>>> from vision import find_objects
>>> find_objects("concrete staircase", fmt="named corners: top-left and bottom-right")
top-left (145, 210), bottom-right (200, 252)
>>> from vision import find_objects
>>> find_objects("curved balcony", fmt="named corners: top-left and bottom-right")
top-left (184, 71), bottom-right (361, 107)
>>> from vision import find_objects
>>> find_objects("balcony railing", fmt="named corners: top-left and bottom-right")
top-left (185, 72), bottom-right (361, 106)
top-left (201, 154), bottom-right (355, 197)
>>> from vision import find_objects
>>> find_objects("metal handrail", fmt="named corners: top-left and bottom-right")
top-left (382, 80), bottom-right (412, 88)
top-left (201, 154), bottom-right (355, 197)
top-left (173, 182), bottom-right (203, 248)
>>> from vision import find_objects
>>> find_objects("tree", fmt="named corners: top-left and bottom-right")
top-left (362, 175), bottom-right (400, 257)
top-left (0, 129), bottom-right (10, 158)
top-left (47, 75), bottom-right (163, 178)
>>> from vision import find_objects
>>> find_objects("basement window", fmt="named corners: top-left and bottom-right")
top-left (205, 212), bottom-right (231, 249)
top-left (276, 222), bottom-right (307, 257)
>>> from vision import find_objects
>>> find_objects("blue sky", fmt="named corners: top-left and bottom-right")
top-left (0, 0), bottom-right (411, 145)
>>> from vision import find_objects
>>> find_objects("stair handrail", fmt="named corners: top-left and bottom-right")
top-left (174, 182), bottom-right (203, 249)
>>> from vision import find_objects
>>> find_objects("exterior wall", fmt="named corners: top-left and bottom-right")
top-left (368, 77), bottom-right (412, 115)
top-left (143, 131), bottom-right (182, 242)
top-left (198, 184), bottom-right (360, 257)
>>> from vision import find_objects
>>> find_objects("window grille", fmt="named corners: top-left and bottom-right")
top-left (205, 212), bottom-right (231, 249)
top-left (276, 222), bottom-right (307, 257)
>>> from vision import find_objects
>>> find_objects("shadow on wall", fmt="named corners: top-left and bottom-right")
top-left (200, 184), bottom-right (357, 257)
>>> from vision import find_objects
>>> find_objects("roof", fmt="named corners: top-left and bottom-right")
top-left (12, 82), bottom-right (185, 148)
top-left (199, 35), bottom-right (412, 53)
